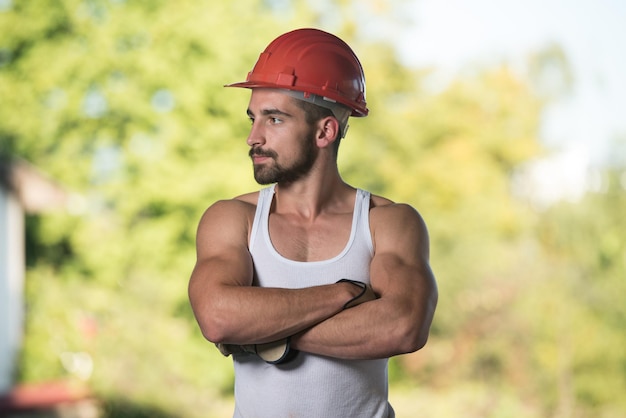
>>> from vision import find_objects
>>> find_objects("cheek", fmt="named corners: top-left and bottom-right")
top-left (273, 126), bottom-right (317, 160)
top-left (281, 146), bottom-right (304, 163)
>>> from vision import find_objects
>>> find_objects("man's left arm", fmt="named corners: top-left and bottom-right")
top-left (290, 203), bottom-right (438, 359)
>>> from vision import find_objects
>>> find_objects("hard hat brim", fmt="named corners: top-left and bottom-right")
top-left (224, 81), bottom-right (368, 117)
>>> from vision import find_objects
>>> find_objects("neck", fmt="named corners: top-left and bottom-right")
top-left (273, 169), bottom-right (353, 219)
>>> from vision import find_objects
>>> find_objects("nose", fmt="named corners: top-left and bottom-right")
top-left (246, 120), bottom-right (265, 148)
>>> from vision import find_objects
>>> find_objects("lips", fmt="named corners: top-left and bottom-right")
top-left (249, 148), bottom-right (276, 162)
top-left (252, 155), bottom-right (270, 164)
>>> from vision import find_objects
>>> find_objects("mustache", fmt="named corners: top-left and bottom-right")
top-left (249, 148), bottom-right (277, 158)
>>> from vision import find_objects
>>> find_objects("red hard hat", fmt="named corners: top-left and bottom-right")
top-left (226, 28), bottom-right (368, 117)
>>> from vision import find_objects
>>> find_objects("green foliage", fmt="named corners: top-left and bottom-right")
top-left (2, 1), bottom-right (625, 417)
top-left (526, 169), bottom-right (626, 416)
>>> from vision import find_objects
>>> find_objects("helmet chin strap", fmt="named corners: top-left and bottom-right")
top-left (278, 89), bottom-right (352, 138)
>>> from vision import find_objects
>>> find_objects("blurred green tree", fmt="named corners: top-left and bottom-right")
top-left (526, 162), bottom-right (626, 416)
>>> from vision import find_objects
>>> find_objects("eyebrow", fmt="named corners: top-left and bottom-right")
top-left (246, 108), bottom-right (293, 118)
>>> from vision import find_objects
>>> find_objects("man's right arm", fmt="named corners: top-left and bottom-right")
top-left (188, 198), bottom-right (364, 346)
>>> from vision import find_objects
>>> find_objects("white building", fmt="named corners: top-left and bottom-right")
top-left (0, 159), bottom-right (68, 393)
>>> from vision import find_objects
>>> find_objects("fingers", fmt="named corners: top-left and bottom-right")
top-left (337, 279), bottom-right (378, 309)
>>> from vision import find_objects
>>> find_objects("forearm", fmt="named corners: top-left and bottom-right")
top-left (210, 285), bottom-right (350, 344)
top-left (291, 297), bottom-right (429, 360)
top-left (190, 271), bottom-right (360, 345)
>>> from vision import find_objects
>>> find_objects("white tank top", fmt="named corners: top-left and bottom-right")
top-left (232, 184), bottom-right (395, 418)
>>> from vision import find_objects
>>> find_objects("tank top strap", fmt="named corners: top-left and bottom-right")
top-left (354, 188), bottom-right (374, 256)
top-left (249, 184), bottom-right (276, 249)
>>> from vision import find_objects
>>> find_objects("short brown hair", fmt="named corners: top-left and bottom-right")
top-left (294, 100), bottom-right (343, 155)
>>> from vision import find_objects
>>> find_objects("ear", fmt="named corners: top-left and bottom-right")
top-left (315, 117), bottom-right (340, 149)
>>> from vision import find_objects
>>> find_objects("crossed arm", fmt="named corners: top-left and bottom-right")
top-left (188, 198), bottom-right (437, 360)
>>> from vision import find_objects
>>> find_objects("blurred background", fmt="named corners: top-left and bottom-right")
top-left (1, 0), bottom-right (625, 417)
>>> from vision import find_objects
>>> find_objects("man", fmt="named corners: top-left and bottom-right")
top-left (188, 28), bottom-right (437, 417)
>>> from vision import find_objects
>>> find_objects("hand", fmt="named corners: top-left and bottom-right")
top-left (215, 338), bottom-right (295, 364)
top-left (337, 279), bottom-right (377, 309)
top-left (215, 343), bottom-right (256, 357)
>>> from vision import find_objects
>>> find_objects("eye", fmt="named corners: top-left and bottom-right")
top-left (269, 117), bottom-right (283, 125)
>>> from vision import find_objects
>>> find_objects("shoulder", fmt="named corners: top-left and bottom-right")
top-left (369, 194), bottom-right (424, 225)
top-left (203, 190), bottom-right (260, 217)
top-left (368, 194), bottom-right (430, 254)
top-left (201, 193), bottom-right (257, 220)
top-left (196, 191), bottom-right (260, 243)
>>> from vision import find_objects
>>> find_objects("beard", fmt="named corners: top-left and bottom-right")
top-left (249, 131), bottom-right (318, 185)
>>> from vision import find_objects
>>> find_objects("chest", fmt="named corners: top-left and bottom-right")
top-left (268, 213), bottom-right (353, 262)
